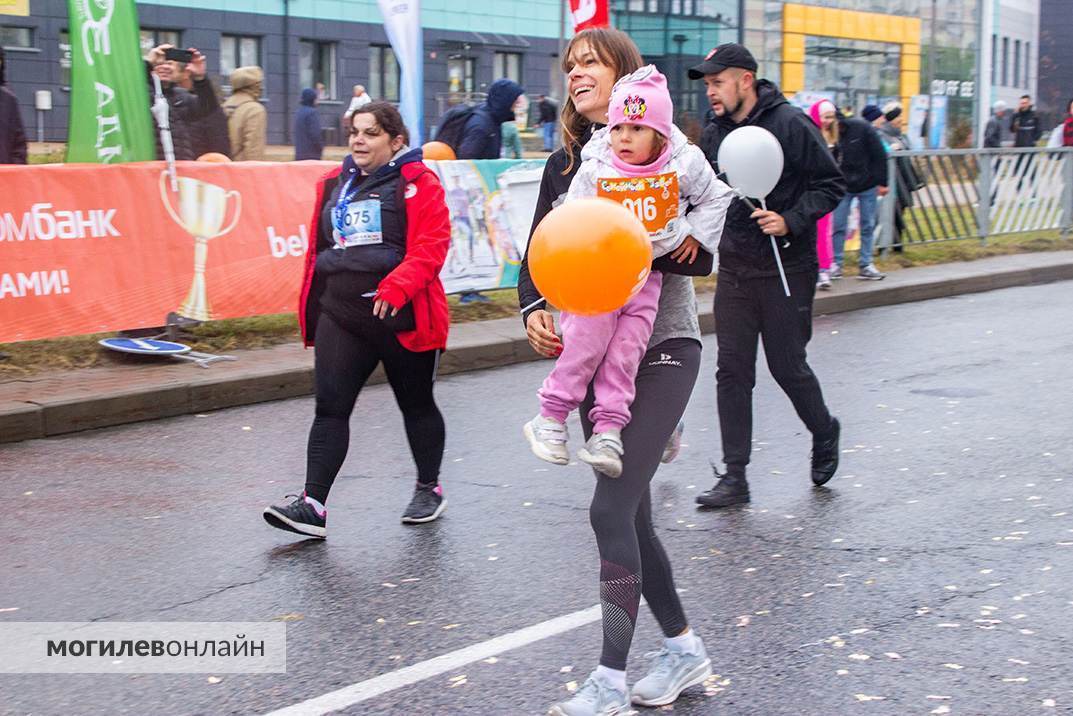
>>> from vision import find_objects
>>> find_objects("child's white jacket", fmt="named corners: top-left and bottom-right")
top-left (566, 125), bottom-right (734, 258)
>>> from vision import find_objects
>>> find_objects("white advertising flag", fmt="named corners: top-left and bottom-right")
top-left (377, 0), bottom-right (424, 144)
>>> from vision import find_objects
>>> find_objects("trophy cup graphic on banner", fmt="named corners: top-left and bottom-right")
top-left (159, 172), bottom-right (242, 321)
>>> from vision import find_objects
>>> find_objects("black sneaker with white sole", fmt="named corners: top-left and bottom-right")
top-left (401, 483), bottom-right (446, 524)
top-left (263, 493), bottom-right (326, 538)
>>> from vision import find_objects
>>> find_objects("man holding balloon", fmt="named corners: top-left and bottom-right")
top-left (690, 43), bottom-right (847, 508)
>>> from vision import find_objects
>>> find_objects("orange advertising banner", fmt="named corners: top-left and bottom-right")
top-left (0, 161), bottom-right (335, 343)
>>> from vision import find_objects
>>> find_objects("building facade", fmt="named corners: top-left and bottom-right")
top-left (2, 0), bottom-right (993, 149)
top-left (982, 0), bottom-right (1039, 117)
top-left (739, 0), bottom-right (983, 147)
top-left (1038, 0), bottom-right (1072, 128)
top-left (2, 0), bottom-right (562, 145)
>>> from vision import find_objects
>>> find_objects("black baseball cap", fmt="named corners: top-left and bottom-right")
top-left (688, 43), bottom-right (758, 80)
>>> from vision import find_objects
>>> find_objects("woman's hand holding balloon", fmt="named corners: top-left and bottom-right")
top-left (526, 310), bottom-right (562, 358)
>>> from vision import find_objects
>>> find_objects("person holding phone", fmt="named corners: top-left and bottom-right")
top-left (144, 44), bottom-right (219, 161)
top-left (263, 102), bottom-right (453, 537)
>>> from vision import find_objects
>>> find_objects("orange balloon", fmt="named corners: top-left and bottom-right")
top-left (422, 141), bottom-right (456, 161)
top-left (197, 152), bottom-right (232, 162)
top-left (529, 198), bottom-right (652, 315)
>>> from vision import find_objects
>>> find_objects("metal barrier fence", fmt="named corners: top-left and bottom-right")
top-left (879, 147), bottom-right (1073, 249)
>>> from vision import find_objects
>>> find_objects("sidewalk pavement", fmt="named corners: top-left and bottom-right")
top-left (3, 250), bottom-right (1072, 444)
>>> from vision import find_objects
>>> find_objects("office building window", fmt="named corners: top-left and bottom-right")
top-left (1001, 36), bottom-right (1008, 86)
top-left (1024, 41), bottom-right (1030, 89)
top-left (140, 29), bottom-right (180, 57)
top-left (369, 45), bottom-right (400, 102)
top-left (221, 35), bottom-right (260, 78)
top-left (59, 30), bottom-right (71, 88)
top-left (299, 40), bottom-right (337, 100)
top-left (990, 33), bottom-right (996, 87)
top-left (447, 56), bottom-right (475, 94)
top-left (1013, 39), bottom-right (1021, 91)
top-left (0, 26), bottom-right (33, 48)
top-left (493, 52), bottom-right (522, 83)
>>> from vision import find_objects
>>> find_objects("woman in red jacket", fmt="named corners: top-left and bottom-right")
top-left (264, 102), bottom-right (452, 537)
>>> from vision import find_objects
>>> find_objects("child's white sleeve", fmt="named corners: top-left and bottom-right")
top-left (676, 144), bottom-right (735, 254)
top-left (565, 160), bottom-right (600, 202)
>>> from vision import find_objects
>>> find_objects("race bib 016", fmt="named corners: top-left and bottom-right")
top-left (596, 172), bottom-right (680, 236)
top-left (333, 199), bottom-right (383, 247)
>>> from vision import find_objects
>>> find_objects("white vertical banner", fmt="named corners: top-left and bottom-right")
top-left (378, 0), bottom-right (424, 145)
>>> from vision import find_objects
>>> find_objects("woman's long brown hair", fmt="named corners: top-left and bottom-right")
top-left (559, 28), bottom-right (644, 175)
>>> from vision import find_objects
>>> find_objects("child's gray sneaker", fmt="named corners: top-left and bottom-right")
top-left (577, 429), bottom-right (624, 478)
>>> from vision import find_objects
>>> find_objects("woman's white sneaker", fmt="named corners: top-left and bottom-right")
top-left (631, 638), bottom-right (712, 707)
top-left (547, 672), bottom-right (630, 716)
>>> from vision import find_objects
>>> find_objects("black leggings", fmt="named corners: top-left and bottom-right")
top-left (581, 337), bottom-right (700, 671)
top-left (304, 311), bottom-right (445, 504)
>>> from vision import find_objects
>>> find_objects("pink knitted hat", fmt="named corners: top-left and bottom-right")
top-left (607, 65), bottom-right (673, 140)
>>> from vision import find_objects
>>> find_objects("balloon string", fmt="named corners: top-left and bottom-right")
top-left (761, 198), bottom-right (791, 298)
top-left (520, 297), bottom-right (547, 315)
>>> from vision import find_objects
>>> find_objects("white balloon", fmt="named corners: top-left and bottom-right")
top-left (717, 126), bottom-right (785, 200)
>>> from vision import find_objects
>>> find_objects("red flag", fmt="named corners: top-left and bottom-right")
top-left (570, 0), bottom-right (609, 32)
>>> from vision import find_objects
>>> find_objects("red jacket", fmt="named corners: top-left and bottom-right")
top-left (299, 154), bottom-right (452, 352)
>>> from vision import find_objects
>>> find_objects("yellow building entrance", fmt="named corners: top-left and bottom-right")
top-left (780, 3), bottom-right (921, 110)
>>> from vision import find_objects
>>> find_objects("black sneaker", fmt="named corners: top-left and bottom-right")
top-left (401, 483), bottom-right (446, 524)
top-left (696, 467), bottom-right (750, 508)
top-left (263, 493), bottom-right (326, 538)
top-left (811, 418), bottom-right (841, 486)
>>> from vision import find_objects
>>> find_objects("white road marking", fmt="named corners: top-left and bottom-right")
top-left (262, 604), bottom-right (604, 715)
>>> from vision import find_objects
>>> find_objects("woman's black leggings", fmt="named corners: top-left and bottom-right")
top-left (304, 311), bottom-right (445, 504)
top-left (580, 337), bottom-right (701, 671)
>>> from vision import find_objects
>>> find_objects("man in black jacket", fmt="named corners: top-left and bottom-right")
top-left (536, 94), bottom-right (558, 151)
top-left (145, 45), bottom-right (221, 161)
top-left (830, 110), bottom-right (888, 280)
top-left (1010, 95), bottom-right (1042, 147)
top-left (1010, 94), bottom-right (1042, 190)
top-left (0, 47), bottom-right (27, 164)
top-left (691, 43), bottom-right (846, 508)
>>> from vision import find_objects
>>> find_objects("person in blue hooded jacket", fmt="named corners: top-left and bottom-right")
top-left (294, 87), bottom-right (324, 161)
top-left (457, 78), bottom-right (524, 160)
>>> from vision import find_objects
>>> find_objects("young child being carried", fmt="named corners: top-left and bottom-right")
top-left (524, 65), bottom-right (734, 478)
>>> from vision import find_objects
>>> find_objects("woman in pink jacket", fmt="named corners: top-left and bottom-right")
top-left (808, 100), bottom-right (838, 289)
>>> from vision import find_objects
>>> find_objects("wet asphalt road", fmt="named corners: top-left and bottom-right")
top-left (1, 281), bottom-right (1071, 716)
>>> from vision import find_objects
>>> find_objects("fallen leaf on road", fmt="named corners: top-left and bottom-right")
top-left (207, 676), bottom-right (222, 684)
top-left (848, 654), bottom-right (870, 661)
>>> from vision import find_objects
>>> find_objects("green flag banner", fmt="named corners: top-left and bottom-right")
top-left (66, 0), bottom-right (155, 163)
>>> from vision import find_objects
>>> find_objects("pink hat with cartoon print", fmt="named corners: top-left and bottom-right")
top-left (607, 65), bottom-right (674, 140)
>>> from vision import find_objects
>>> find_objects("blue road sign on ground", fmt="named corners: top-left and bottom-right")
top-left (98, 338), bottom-right (192, 356)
